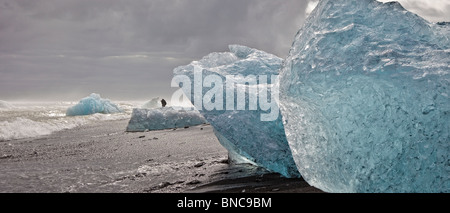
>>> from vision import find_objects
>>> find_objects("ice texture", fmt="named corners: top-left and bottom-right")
top-left (279, 0), bottom-right (449, 192)
top-left (174, 45), bottom-right (300, 178)
top-left (142, 97), bottom-right (162, 109)
top-left (126, 107), bottom-right (207, 131)
top-left (66, 93), bottom-right (123, 116)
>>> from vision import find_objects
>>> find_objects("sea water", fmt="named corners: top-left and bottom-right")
top-left (0, 101), bottom-right (138, 142)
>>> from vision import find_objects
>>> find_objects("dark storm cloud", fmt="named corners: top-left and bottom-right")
top-left (0, 0), bottom-right (310, 56)
top-left (0, 0), bottom-right (311, 100)
top-left (0, 0), bottom-right (447, 101)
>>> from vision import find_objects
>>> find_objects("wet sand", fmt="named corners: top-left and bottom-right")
top-left (0, 119), bottom-right (321, 193)
top-left (189, 173), bottom-right (322, 193)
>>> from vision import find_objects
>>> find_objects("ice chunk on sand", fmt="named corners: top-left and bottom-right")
top-left (279, 0), bottom-right (449, 192)
top-left (66, 93), bottom-right (123, 116)
top-left (142, 97), bottom-right (162, 109)
top-left (173, 45), bottom-right (300, 178)
top-left (126, 107), bottom-right (207, 131)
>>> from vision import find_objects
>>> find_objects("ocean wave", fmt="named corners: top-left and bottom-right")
top-left (0, 111), bottom-right (131, 142)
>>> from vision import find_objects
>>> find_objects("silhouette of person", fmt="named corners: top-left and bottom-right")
top-left (161, 99), bottom-right (167, 107)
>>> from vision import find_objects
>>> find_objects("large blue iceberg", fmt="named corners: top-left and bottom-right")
top-left (66, 93), bottom-right (123, 116)
top-left (279, 0), bottom-right (449, 192)
top-left (174, 45), bottom-right (300, 178)
top-left (126, 107), bottom-right (207, 131)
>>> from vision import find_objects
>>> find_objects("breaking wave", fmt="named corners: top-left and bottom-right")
top-left (0, 101), bottom-right (138, 141)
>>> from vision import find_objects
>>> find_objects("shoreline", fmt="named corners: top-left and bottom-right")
top-left (190, 173), bottom-right (323, 193)
top-left (0, 118), bottom-right (321, 193)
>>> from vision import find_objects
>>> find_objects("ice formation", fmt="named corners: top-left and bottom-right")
top-left (279, 0), bottom-right (449, 192)
top-left (174, 45), bottom-right (300, 178)
top-left (126, 107), bottom-right (207, 131)
top-left (142, 97), bottom-right (162, 109)
top-left (66, 93), bottom-right (123, 116)
top-left (0, 100), bottom-right (13, 109)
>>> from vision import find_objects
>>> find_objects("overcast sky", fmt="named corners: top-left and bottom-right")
top-left (0, 0), bottom-right (449, 101)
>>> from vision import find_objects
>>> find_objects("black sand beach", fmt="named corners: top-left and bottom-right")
top-left (0, 119), bottom-right (321, 193)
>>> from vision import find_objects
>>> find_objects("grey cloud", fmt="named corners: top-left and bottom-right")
top-left (1, 0), bottom-right (447, 101)
top-left (404, 2), bottom-right (450, 22)
top-left (0, 0), bottom-right (311, 101)
top-left (0, 0), bottom-right (309, 57)
top-left (378, 0), bottom-right (450, 22)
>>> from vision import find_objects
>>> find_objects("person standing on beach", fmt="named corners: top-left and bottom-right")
top-left (161, 99), bottom-right (167, 107)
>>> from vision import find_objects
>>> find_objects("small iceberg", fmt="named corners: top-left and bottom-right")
top-left (0, 100), bottom-right (13, 109)
top-left (66, 93), bottom-right (123, 116)
top-left (126, 107), bottom-right (207, 132)
top-left (141, 97), bottom-right (162, 109)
